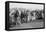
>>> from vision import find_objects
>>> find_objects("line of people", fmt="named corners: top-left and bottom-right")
top-left (9, 8), bottom-right (44, 26)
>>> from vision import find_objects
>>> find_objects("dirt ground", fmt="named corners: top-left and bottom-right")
top-left (9, 19), bottom-right (44, 29)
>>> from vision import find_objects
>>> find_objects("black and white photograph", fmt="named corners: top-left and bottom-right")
top-left (5, 1), bottom-right (45, 31)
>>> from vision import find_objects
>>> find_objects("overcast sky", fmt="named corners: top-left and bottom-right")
top-left (10, 3), bottom-right (44, 11)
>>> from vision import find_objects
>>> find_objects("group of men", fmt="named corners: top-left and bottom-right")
top-left (9, 8), bottom-right (44, 25)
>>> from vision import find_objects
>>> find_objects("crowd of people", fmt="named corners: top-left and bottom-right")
top-left (9, 8), bottom-right (44, 26)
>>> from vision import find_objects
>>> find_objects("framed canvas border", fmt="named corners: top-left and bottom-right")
top-left (5, 1), bottom-right (45, 31)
